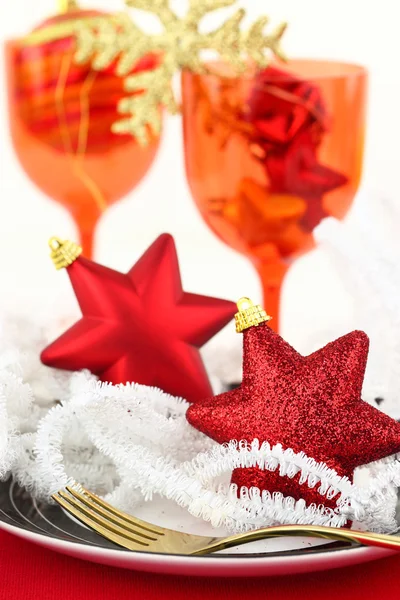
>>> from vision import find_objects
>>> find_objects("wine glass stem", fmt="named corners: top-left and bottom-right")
top-left (73, 206), bottom-right (102, 259)
top-left (78, 225), bottom-right (96, 260)
top-left (253, 259), bottom-right (289, 333)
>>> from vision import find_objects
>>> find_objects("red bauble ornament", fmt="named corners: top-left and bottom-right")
top-left (6, 5), bottom-right (160, 258)
top-left (187, 298), bottom-right (400, 507)
top-left (41, 235), bottom-right (236, 402)
top-left (15, 9), bottom-right (158, 154)
top-left (248, 66), bottom-right (329, 145)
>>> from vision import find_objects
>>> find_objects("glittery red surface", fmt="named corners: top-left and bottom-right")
top-left (187, 323), bottom-right (400, 506)
top-left (41, 234), bottom-right (236, 402)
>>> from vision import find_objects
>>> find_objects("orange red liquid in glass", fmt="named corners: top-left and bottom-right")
top-left (182, 60), bottom-right (367, 330)
top-left (5, 11), bottom-right (160, 258)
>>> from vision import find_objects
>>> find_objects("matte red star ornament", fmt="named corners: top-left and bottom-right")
top-left (41, 235), bottom-right (236, 402)
top-left (187, 298), bottom-right (400, 507)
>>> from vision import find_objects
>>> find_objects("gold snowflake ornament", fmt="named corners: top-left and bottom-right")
top-left (74, 0), bottom-right (287, 145)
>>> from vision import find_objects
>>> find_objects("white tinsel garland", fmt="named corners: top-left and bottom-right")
top-left (0, 317), bottom-right (399, 534)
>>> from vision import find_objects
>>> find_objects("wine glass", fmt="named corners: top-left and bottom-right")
top-left (182, 60), bottom-right (368, 331)
top-left (4, 1), bottom-right (161, 258)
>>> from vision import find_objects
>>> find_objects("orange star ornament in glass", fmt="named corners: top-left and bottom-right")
top-left (187, 298), bottom-right (400, 507)
top-left (41, 235), bottom-right (236, 402)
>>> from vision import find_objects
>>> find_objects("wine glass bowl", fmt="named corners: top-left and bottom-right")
top-left (182, 60), bottom-right (367, 330)
top-left (5, 10), bottom-right (161, 258)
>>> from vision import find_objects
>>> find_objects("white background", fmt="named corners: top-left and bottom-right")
top-left (0, 0), bottom-right (398, 348)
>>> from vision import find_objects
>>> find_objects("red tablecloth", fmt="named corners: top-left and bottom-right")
top-left (0, 530), bottom-right (399, 600)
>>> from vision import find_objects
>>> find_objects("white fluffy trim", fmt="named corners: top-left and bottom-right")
top-left (31, 378), bottom-right (400, 533)
top-left (1, 317), bottom-right (400, 533)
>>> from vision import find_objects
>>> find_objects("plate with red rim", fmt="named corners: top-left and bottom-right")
top-left (0, 478), bottom-right (396, 577)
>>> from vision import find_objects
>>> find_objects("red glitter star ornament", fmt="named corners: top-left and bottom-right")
top-left (187, 298), bottom-right (400, 507)
top-left (41, 235), bottom-right (236, 402)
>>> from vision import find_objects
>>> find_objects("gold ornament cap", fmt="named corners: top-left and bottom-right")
top-left (235, 297), bottom-right (271, 333)
top-left (49, 237), bottom-right (82, 270)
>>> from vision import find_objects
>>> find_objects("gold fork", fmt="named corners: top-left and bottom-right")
top-left (52, 486), bottom-right (400, 556)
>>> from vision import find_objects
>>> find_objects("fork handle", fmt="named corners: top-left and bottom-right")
top-left (191, 525), bottom-right (400, 556)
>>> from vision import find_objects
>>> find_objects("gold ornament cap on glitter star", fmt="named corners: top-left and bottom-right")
top-left (49, 237), bottom-right (82, 270)
top-left (235, 297), bottom-right (271, 333)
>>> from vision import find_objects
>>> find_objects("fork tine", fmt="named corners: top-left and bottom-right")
top-left (56, 490), bottom-right (151, 546)
top-left (65, 487), bottom-right (160, 540)
top-left (52, 493), bottom-right (148, 551)
top-left (70, 486), bottom-right (165, 535)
